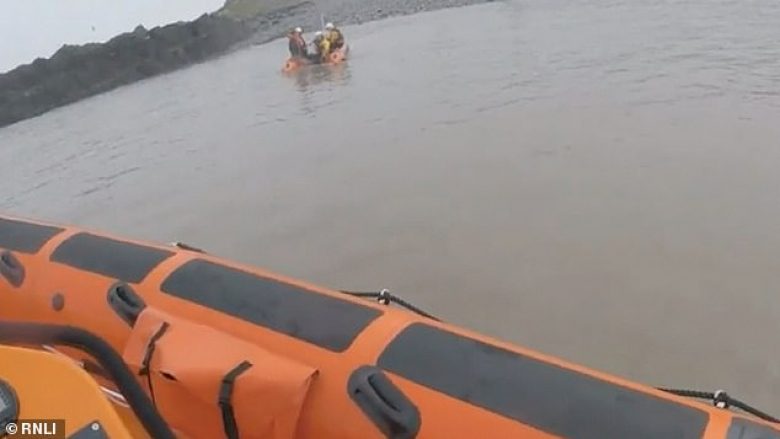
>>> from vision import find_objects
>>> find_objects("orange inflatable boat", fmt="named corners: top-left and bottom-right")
top-left (1, 213), bottom-right (779, 439)
top-left (282, 46), bottom-right (349, 74)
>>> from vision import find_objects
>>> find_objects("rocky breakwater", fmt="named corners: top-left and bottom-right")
top-left (0, 0), bottom-right (496, 129)
top-left (0, 2), bottom-right (308, 129)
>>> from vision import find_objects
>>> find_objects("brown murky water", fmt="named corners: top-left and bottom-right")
top-left (3, 0), bottom-right (780, 409)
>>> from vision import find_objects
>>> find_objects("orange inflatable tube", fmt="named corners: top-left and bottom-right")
top-left (326, 45), bottom-right (349, 64)
top-left (282, 46), bottom-right (349, 73)
top-left (282, 56), bottom-right (311, 73)
top-left (1, 213), bottom-right (779, 439)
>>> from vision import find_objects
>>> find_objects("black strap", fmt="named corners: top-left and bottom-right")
top-left (139, 322), bottom-right (169, 375)
top-left (138, 321), bottom-right (170, 406)
top-left (218, 360), bottom-right (253, 439)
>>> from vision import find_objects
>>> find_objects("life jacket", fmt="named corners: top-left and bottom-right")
top-left (327, 29), bottom-right (344, 47)
top-left (319, 38), bottom-right (331, 55)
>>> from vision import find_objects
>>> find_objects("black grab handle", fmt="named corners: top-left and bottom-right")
top-left (348, 365), bottom-right (421, 439)
top-left (0, 250), bottom-right (25, 287)
top-left (106, 282), bottom-right (146, 327)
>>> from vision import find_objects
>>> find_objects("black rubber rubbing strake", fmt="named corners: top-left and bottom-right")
top-left (219, 360), bottom-right (253, 439)
top-left (160, 259), bottom-right (382, 352)
top-left (0, 250), bottom-right (25, 287)
top-left (0, 321), bottom-right (175, 439)
top-left (107, 282), bottom-right (146, 327)
top-left (377, 323), bottom-right (708, 439)
top-left (348, 365), bottom-right (421, 439)
top-left (50, 232), bottom-right (174, 284)
top-left (0, 216), bottom-right (63, 254)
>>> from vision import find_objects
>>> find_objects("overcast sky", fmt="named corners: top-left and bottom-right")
top-left (0, 0), bottom-right (225, 73)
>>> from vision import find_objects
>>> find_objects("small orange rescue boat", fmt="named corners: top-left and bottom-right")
top-left (282, 45), bottom-right (350, 74)
top-left (1, 213), bottom-right (780, 439)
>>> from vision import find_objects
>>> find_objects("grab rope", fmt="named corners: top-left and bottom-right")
top-left (341, 289), bottom-right (778, 424)
top-left (340, 289), bottom-right (440, 321)
top-left (657, 388), bottom-right (780, 423)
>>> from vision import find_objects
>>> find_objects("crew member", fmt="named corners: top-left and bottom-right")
top-left (287, 27), bottom-right (307, 58)
top-left (324, 22), bottom-right (344, 50)
top-left (313, 31), bottom-right (331, 62)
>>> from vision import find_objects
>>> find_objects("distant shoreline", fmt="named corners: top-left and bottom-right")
top-left (0, 0), bottom-right (494, 129)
